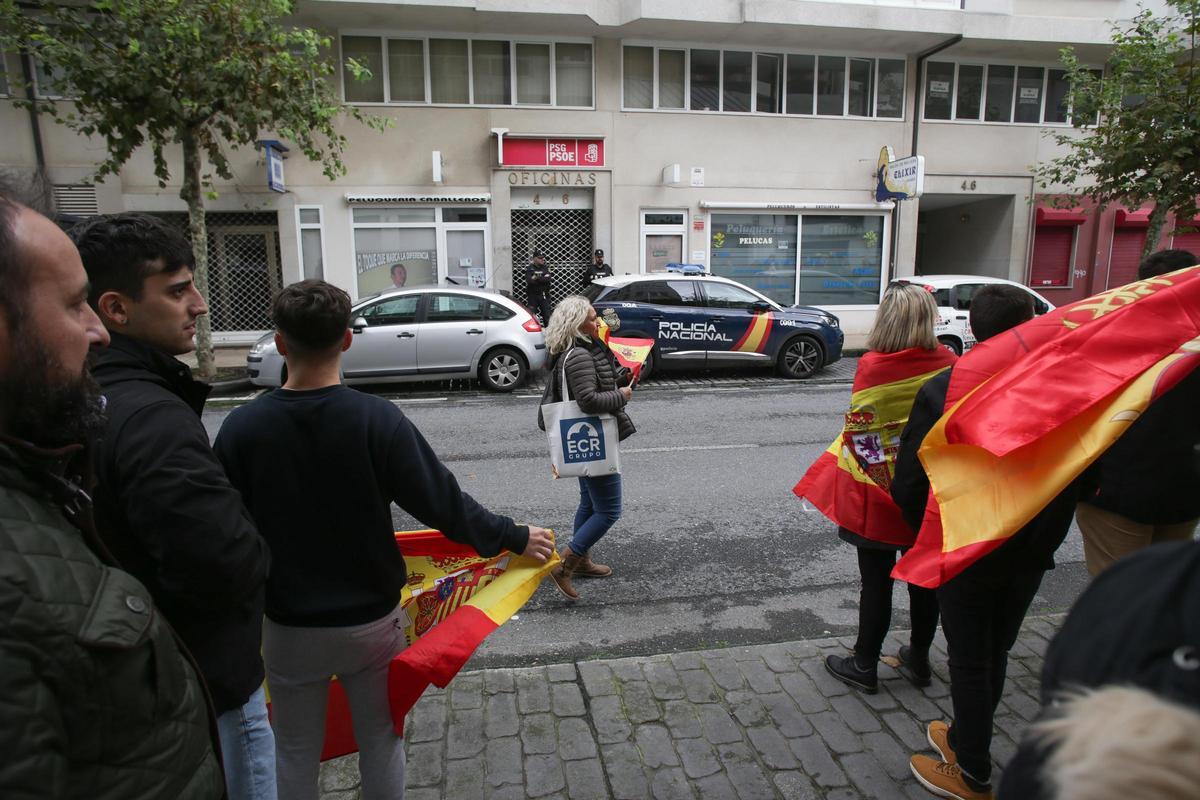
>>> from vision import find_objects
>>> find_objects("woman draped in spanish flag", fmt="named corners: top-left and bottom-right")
top-left (794, 282), bottom-right (955, 694)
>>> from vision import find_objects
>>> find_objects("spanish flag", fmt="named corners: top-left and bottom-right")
top-left (893, 266), bottom-right (1200, 588)
top-left (597, 318), bottom-right (655, 379)
top-left (794, 347), bottom-right (956, 546)
top-left (305, 530), bottom-right (558, 760)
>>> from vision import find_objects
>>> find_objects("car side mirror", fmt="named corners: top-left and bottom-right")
top-left (751, 301), bottom-right (771, 313)
top-left (351, 316), bottom-right (369, 333)
top-left (1035, 300), bottom-right (1049, 315)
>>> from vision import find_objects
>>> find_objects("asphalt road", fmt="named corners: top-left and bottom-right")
top-left (201, 380), bottom-right (1091, 670)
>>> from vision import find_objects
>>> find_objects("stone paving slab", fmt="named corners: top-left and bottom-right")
top-left (318, 613), bottom-right (1062, 799)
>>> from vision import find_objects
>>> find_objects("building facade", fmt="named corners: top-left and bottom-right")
top-left (1, 0), bottom-right (1184, 346)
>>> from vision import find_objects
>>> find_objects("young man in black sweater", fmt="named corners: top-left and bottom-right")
top-left (214, 280), bottom-right (553, 800)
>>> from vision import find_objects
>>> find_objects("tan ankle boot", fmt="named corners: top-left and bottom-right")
top-left (574, 552), bottom-right (612, 578)
top-left (550, 548), bottom-right (581, 600)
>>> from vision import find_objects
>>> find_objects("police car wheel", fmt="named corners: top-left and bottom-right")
top-left (479, 347), bottom-right (527, 392)
top-left (640, 347), bottom-right (656, 380)
top-left (937, 336), bottom-right (963, 356)
top-left (777, 336), bottom-right (823, 378)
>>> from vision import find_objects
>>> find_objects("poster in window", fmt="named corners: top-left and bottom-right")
top-left (354, 228), bottom-right (437, 295)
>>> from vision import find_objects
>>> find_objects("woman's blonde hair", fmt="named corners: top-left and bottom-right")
top-left (865, 282), bottom-right (939, 353)
top-left (544, 295), bottom-right (593, 355)
top-left (1033, 686), bottom-right (1200, 800)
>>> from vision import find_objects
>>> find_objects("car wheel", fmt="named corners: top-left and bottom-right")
top-left (777, 335), bottom-right (824, 378)
top-left (638, 347), bottom-right (656, 381)
top-left (479, 347), bottom-right (527, 392)
top-left (938, 336), bottom-right (963, 356)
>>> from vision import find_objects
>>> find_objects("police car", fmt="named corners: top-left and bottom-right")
top-left (918, 275), bottom-right (1055, 355)
top-left (583, 274), bottom-right (843, 378)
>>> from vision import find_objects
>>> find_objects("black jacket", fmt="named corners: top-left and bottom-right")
top-left (90, 333), bottom-right (270, 713)
top-left (215, 385), bottom-right (530, 627)
top-left (587, 262), bottom-right (613, 284)
top-left (0, 436), bottom-right (224, 799)
top-left (539, 338), bottom-right (636, 441)
top-left (525, 261), bottom-right (552, 295)
top-left (1081, 367), bottom-right (1200, 524)
top-left (891, 370), bottom-right (1079, 579)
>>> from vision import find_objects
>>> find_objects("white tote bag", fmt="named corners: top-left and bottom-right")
top-left (542, 349), bottom-right (622, 479)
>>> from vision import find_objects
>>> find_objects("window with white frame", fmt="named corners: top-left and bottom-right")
top-left (622, 45), bottom-right (905, 118)
top-left (295, 206), bottom-right (326, 281)
top-left (640, 210), bottom-right (687, 273)
top-left (341, 35), bottom-right (592, 107)
top-left (350, 206), bottom-right (490, 297)
top-left (923, 61), bottom-right (1101, 125)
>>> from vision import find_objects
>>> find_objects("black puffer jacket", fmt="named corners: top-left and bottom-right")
top-left (91, 332), bottom-right (269, 713)
top-left (539, 338), bottom-right (636, 441)
top-left (0, 438), bottom-right (224, 799)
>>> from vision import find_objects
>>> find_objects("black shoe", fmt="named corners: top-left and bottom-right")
top-left (896, 644), bottom-right (932, 688)
top-left (824, 653), bottom-right (878, 694)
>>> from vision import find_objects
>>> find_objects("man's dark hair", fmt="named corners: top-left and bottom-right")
top-left (1138, 248), bottom-right (1197, 280)
top-left (0, 194), bottom-right (26, 330)
top-left (272, 280), bottom-right (352, 355)
top-left (970, 284), bottom-right (1034, 342)
top-left (69, 213), bottom-right (195, 307)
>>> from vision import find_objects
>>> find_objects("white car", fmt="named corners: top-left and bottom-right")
top-left (914, 275), bottom-right (1055, 355)
top-left (247, 286), bottom-right (547, 391)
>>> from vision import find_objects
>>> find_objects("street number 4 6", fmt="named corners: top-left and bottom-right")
top-left (961, 180), bottom-right (977, 190)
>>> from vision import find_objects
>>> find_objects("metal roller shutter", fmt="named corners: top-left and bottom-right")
top-left (1108, 227), bottom-right (1147, 288)
top-left (1030, 226), bottom-right (1073, 287)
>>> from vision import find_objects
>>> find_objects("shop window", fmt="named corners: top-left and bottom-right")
top-left (658, 49), bottom-right (686, 109)
top-left (429, 39), bottom-right (469, 104)
top-left (516, 43), bottom-right (550, 104)
top-left (623, 45), bottom-right (654, 109)
top-left (799, 215), bottom-right (884, 305)
top-left (924, 61), bottom-right (954, 119)
top-left (342, 36), bottom-right (384, 102)
top-left (296, 206), bottom-right (325, 281)
top-left (723, 50), bottom-right (752, 112)
top-left (984, 65), bottom-right (1015, 122)
top-left (555, 43), bottom-right (593, 106)
top-left (847, 58), bottom-right (873, 117)
top-left (352, 206), bottom-right (488, 296)
top-left (690, 49), bottom-right (720, 111)
top-left (876, 59), bottom-right (905, 118)
top-left (387, 40), bottom-right (426, 102)
top-left (472, 40), bottom-right (511, 105)
top-left (756, 54), bottom-right (782, 114)
top-left (786, 54), bottom-right (815, 115)
top-left (1030, 226), bottom-right (1074, 287)
top-left (955, 64), bottom-right (983, 120)
top-left (1014, 66), bottom-right (1045, 124)
top-left (709, 214), bottom-right (798, 306)
top-left (641, 210), bottom-right (687, 273)
top-left (816, 56), bottom-right (845, 115)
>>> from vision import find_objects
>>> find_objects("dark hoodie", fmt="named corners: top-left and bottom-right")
top-left (90, 331), bottom-right (269, 713)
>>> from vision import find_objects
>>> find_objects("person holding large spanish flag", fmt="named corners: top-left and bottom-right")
top-left (794, 282), bottom-right (956, 695)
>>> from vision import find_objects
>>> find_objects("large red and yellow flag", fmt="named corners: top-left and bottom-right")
top-left (597, 317), bottom-right (654, 379)
top-left (893, 266), bottom-right (1200, 588)
top-left (306, 530), bottom-right (558, 760)
top-left (793, 347), bottom-right (956, 546)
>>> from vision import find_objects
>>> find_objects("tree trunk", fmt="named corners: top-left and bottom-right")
top-left (1142, 203), bottom-right (1169, 263)
top-left (181, 131), bottom-right (215, 379)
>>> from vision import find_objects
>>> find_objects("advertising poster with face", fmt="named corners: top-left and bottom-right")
top-left (354, 227), bottom-right (437, 295)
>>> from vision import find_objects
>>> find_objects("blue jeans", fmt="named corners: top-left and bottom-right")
top-left (571, 474), bottom-right (622, 555)
top-left (216, 686), bottom-right (278, 800)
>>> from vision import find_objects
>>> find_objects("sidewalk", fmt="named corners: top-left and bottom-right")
top-left (318, 614), bottom-right (1060, 799)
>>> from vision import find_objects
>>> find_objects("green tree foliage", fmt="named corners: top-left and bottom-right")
top-left (0, 0), bottom-right (384, 376)
top-left (1037, 0), bottom-right (1200, 261)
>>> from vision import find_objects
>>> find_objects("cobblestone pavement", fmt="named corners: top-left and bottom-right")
top-left (318, 614), bottom-right (1061, 799)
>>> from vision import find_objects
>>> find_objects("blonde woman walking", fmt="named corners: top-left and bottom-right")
top-left (538, 295), bottom-right (636, 600)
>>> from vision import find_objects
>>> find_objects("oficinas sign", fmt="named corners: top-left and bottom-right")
top-left (501, 138), bottom-right (605, 168)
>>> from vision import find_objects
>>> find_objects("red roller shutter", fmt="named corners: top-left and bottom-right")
top-left (1030, 226), bottom-right (1073, 287)
top-left (1108, 227), bottom-right (1147, 288)
top-left (1172, 224), bottom-right (1200, 257)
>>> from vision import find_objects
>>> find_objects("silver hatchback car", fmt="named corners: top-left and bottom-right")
top-left (247, 286), bottom-right (548, 392)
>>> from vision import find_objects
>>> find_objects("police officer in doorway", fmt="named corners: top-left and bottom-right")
top-left (588, 249), bottom-right (613, 285)
top-left (525, 249), bottom-right (553, 324)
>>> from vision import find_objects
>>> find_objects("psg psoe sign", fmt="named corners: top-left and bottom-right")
top-left (875, 145), bottom-right (924, 202)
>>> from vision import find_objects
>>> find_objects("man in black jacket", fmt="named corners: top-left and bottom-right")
top-left (525, 249), bottom-right (553, 323)
top-left (892, 284), bottom-right (1078, 800)
top-left (0, 196), bottom-right (223, 798)
top-left (1076, 248), bottom-right (1199, 575)
top-left (74, 213), bottom-right (274, 800)
top-left (213, 280), bottom-right (554, 800)
top-left (588, 248), bottom-right (613, 285)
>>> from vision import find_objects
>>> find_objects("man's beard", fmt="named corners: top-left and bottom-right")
top-left (0, 334), bottom-right (106, 449)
